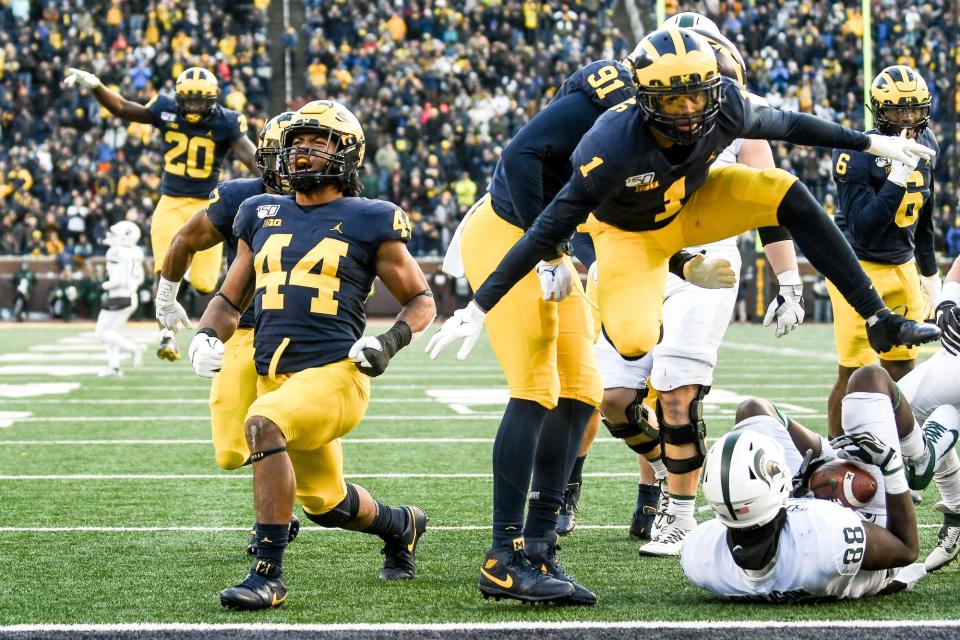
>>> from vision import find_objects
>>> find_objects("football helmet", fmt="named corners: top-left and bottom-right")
top-left (690, 28), bottom-right (746, 86)
top-left (256, 111), bottom-right (295, 193)
top-left (701, 430), bottom-right (790, 529)
top-left (280, 100), bottom-right (365, 193)
top-left (663, 11), bottom-right (720, 35)
top-left (174, 67), bottom-right (219, 124)
top-left (869, 65), bottom-right (931, 138)
top-left (632, 27), bottom-right (722, 145)
top-left (105, 220), bottom-right (141, 248)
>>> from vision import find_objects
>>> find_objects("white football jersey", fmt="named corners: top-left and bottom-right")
top-left (681, 498), bottom-right (895, 602)
top-left (103, 245), bottom-right (145, 299)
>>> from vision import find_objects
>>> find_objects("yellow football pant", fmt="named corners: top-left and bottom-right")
top-left (246, 359), bottom-right (371, 515)
top-left (209, 327), bottom-right (257, 470)
top-left (826, 260), bottom-right (922, 366)
top-left (583, 164), bottom-right (796, 357)
top-left (151, 195), bottom-right (224, 293)
top-left (461, 195), bottom-right (602, 409)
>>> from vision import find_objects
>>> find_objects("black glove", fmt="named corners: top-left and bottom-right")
top-left (790, 448), bottom-right (830, 499)
top-left (936, 301), bottom-right (960, 355)
top-left (348, 321), bottom-right (413, 377)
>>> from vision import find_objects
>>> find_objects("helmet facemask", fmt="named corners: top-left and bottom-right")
top-left (637, 79), bottom-right (722, 145)
top-left (280, 126), bottom-right (363, 193)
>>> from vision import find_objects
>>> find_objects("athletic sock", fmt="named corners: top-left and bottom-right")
top-left (925, 406), bottom-right (960, 463)
top-left (650, 457), bottom-right (668, 480)
top-left (569, 455), bottom-right (587, 486)
top-left (935, 451), bottom-right (960, 512)
top-left (667, 495), bottom-right (696, 524)
top-left (362, 501), bottom-right (409, 541)
top-left (254, 522), bottom-right (290, 571)
top-left (900, 423), bottom-right (927, 459)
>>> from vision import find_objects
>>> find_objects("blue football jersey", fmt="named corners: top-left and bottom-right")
top-left (233, 194), bottom-right (411, 375)
top-left (206, 177), bottom-right (265, 329)
top-left (146, 94), bottom-right (247, 198)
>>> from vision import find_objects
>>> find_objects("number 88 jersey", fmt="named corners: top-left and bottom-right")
top-left (234, 193), bottom-right (411, 376)
top-left (146, 93), bottom-right (248, 198)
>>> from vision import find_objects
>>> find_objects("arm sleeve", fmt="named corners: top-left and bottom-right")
top-left (741, 104), bottom-right (870, 151)
top-left (500, 92), bottom-right (602, 223)
top-left (837, 170), bottom-right (906, 245)
top-left (570, 231), bottom-right (595, 267)
top-left (757, 226), bottom-right (793, 245)
top-left (914, 179), bottom-right (937, 277)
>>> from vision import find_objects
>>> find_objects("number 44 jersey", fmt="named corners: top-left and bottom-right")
top-left (234, 194), bottom-right (411, 376)
top-left (680, 498), bottom-right (911, 602)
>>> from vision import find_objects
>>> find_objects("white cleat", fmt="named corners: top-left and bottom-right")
top-left (924, 503), bottom-right (960, 573)
top-left (638, 516), bottom-right (694, 557)
top-left (97, 367), bottom-right (123, 378)
top-left (649, 483), bottom-right (670, 540)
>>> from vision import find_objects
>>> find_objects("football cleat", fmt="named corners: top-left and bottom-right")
top-left (157, 335), bottom-right (181, 361)
top-left (924, 506), bottom-right (960, 572)
top-left (246, 515), bottom-right (301, 556)
top-left (97, 367), bottom-right (122, 378)
top-left (379, 505), bottom-right (427, 580)
top-left (638, 514), bottom-right (694, 557)
top-left (905, 442), bottom-right (936, 491)
top-left (478, 539), bottom-right (574, 604)
top-left (556, 482), bottom-right (581, 537)
top-left (629, 482), bottom-right (662, 540)
top-left (525, 539), bottom-right (597, 606)
top-left (220, 560), bottom-right (288, 611)
top-left (866, 310), bottom-right (941, 354)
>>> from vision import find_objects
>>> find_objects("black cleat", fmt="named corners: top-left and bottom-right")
top-left (525, 539), bottom-right (597, 606)
top-left (246, 515), bottom-right (300, 556)
top-left (220, 560), bottom-right (287, 611)
top-left (556, 482), bottom-right (582, 537)
top-left (867, 310), bottom-right (941, 354)
top-left (478, 539), bottom-right (574, 604)
top-left (629, 482), bottom-right (662, 540)
top-left (379, 506), bottom-right (427, 580)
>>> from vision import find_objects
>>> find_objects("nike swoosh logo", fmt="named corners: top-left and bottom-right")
top-left (480, 568), bottom-right (513, 589)
top-left (407, 507), bottom-right (417, 552)
top-left (271, 593), bottom-right (286, 606)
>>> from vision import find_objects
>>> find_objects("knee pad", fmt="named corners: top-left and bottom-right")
top-left (658, 386), bottom-right (710, 475)
top-left (303, 483), bottom-right (360, 528)
top-left (602, 388), bottom-right (660, 455)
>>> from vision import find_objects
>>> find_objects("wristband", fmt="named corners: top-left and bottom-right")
top-left (157, 276), bottom-right (181, 305)
top-left (376, 321), bottom-right (413, 358)
top-left (197, 327), bottom-right (219, 340)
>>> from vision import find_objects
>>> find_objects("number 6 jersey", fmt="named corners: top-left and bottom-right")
top-left (234, 194), bottom-right (411, 376)
top-left (680, 498), bottom-right (905, 602)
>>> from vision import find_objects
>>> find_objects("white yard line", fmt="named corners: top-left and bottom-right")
top-left (0, 437), bottom-right (643, 446)
top-left (0, 472), bottom-right (641, 480)
top-left (0, 524), bottom-right (941, 533)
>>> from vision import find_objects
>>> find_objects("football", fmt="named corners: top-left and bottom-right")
top-left (808, 459), bottom-right (879, 508)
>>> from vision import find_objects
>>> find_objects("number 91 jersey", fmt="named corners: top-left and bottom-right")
top-left (234, 194), bottom-right (412, 376)
top-left (146, 94), bottom-right (247, 198)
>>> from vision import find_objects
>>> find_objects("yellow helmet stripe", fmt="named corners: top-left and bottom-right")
top-left (640, 39), bottom-right (661, 60)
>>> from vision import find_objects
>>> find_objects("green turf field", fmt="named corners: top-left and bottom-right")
top-left (0, 322), bottom-right (956, 625)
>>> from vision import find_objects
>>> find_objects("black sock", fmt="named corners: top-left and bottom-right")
top-left (491, 398), bottom-right (550, 551)
top-left (362, 501), bottom-right (408, 541)
top-left (523, 398), bottom-right (595, 541)
top-left (254, 522), bottom-right (290, 571)
top-left (570, 455), bottom-right (587, 486)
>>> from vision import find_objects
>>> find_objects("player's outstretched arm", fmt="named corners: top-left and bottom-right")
top-left (350, 240), bottom-right (436, 377)
top-left (156, 208), bottom-right (226, 332)
top-left (64, 68), bottom-right (153, 124)
top-left (230, 136), bottom-right (261, 176)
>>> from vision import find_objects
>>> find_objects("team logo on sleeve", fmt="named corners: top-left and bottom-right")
top-left (161, 112), bottom-right (177, 122)
top-left (257, 205), bottom-right (280, 219)
top-left (625, 172), bottom-right (659, 192)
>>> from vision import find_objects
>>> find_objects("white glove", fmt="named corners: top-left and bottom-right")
top-left (587, 261), bottom-right (598, 285)
top-left (683, 254), bottom-right (737, 289)
top-left (832, 432), bottom-right (907, 494)
top-left (349, 336), bottom-right (387, 376)
top-left (155, 276), bottom-right (191, 332)
top-left (867, 132), bottom-right (935, 167)
top-left (763, 269), bottom-right (805, 337)
top-left (920, 273), bottom-right (942, 321)
top-left (189, 331), bottom-right (224, 378)
top-left (887, 131), bottom-right (921, 187)
top-left (425, 300), bottom-right (486, 360)
top-left (64, 67), bottom-right (101, 89)
top-left (536, 258), bottom-right (574, 302)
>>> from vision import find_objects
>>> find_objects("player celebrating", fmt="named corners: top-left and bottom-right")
top-left (189, 100), bottom-right (436, 611)
top-left (95, 221), bottom-right (145, 377)
top-left (826, 65), bottom-right (940, 438)
top-left (64, 66), bottom-right (260, 361)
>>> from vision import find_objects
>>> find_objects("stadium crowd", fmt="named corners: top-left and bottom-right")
top-left (0, 0), bottom-right (959, 266)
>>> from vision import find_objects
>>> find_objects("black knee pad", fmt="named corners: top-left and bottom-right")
top-left (658, 386), bottom-right (710, 474)
top-left (303, 483), bottom-right (360, 528)
top-left (602, 388), bottom-right (660, 455)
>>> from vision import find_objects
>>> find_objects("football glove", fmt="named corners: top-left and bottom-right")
top-left (887, 131), bottom-right (922, 187)
top-left (920, 273), bottom-right (942, 321)
top-left (682, 254), bottom-right (736, 289)
top-left (64, 67), bottom-right (101, 89)
top-left (866, 308), bottom-right (941, 354)
top-left (936, 301), bottom-right (960, 356)
top-left (832, 432), bottom-right (908, 494)
top-left (536, 258), bottom-right (574, 302)
top-left (866, 132), bottom-right (935, 167)
top-left (189, 329), bottom-right (224, 378)
top-left (763, 269), bottom-right (805, 338)
top-left (155, 277), bottom-right (191, 332)
top-left (425, 300), bottom-right (486, 360)
top-left (348, 321), bottom-right (412, 377)
top-left (790, 448), bottom-right (830, 499)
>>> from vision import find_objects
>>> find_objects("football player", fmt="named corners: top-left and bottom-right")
top-left (556, 19), bottom-right (806, 558)
top-left (95, 221), bottom-right (145, 377)
top-left (682, 366), bottom-right (929, 602)
top-left (427, 28), bottom-right (941, 539)
top-left (826, 65), bottom-right (940, 438)
top-left (64, 66), bottom-right (260, 361)
top-left (188, 100), bottom-right (436, 611)
top-left (439, 41), bottom-right (734, 605)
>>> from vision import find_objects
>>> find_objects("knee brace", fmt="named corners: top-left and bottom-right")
top-left (602, 388), bottom-right (660, 455)
top-left (303, 483), bottom-right (360, 528)
top-left (658, 386), bottom-right (710, 475)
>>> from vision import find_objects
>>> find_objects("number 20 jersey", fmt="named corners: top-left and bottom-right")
top-left (234, 194), bottom-right (410, 375)
top-left (146, 94), bottom-right (247, 198)
top-left (680, 499), bottom-right (893, 602)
